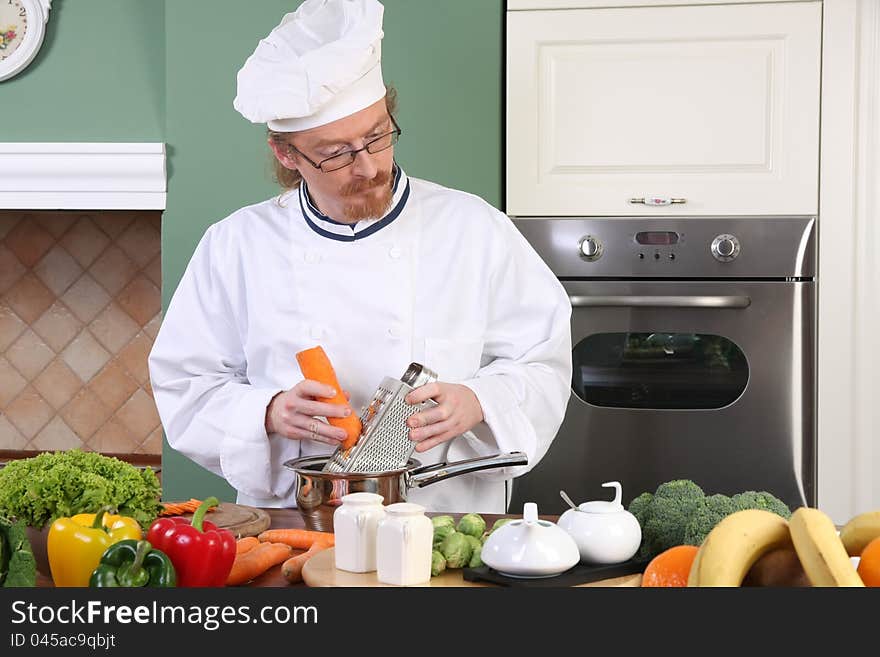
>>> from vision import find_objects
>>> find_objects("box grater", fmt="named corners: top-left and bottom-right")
top-left (322, 362), bottom-right (474, 473)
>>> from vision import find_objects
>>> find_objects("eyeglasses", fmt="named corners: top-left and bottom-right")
top-left (287, 116), bottom-right (402, 173)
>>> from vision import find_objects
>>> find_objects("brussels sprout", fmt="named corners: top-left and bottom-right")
top-left (456, 513), bottom-right (486, 539)
top-left (432, 524), bottom-right (455, 548)
top-left (489, 518), bottom-right (514, 534)
top-left (464, 535), bottom-right (483, 568)
top-left (439, 531), bottom-right (473, 569)
top-left (431, 550), bottom-right (447, 577)
top-left (464, 534), bottom-right (481, 551)
top-left (431, 515), bottom-right (455, 530)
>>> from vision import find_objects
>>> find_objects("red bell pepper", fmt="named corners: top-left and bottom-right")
top-left (146, 496), bottom-right (236, 587)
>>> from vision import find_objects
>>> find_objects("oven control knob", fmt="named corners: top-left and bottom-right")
top-left (578, 235), bottom-right (603, 261)
top-left (711, 234), bottom-right (740, 262)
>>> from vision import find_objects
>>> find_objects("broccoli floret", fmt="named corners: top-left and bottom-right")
top-left (731, 491), bottom-right (792, 519)
top-left (628, 492), bottom-right (654, 526)
top-left (682, 494), bottom-right (738, 546)
top-left (643, 480), bottom-right (705, 555)
top-left (653, 479), bottom-right (706, 503)
top-left (627, 480), bottom-right (706, 561)
top-left (628, 482), bottom-right (792, 562)
top-left (636, 531), bottom-right (664, 562)
top-left (628, 492), bottom-right (657, 561)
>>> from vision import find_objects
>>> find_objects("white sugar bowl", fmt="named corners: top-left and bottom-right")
top-left (481, 502), bottom-right (580, 578)
top-left (557, 482), bottom-right (642, 565)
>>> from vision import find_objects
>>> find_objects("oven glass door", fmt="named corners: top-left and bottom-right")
top-left (574, 332), bottom-right (748, 409)
top-left (510, 279), bottom-right (816, 514)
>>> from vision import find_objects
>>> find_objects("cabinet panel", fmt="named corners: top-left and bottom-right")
top-left (507, 2), bottom-right (821, 215)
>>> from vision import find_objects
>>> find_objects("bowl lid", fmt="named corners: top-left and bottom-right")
top-left (481, 502), bottom-right (580, 578)
top-left (571, 482), bottom-right (627, 514)
top-left (340, 492), bottom-right (384, 505)
top-left (385, 502), bottom-right (425, 516)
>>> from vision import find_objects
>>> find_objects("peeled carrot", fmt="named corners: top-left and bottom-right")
top-left (295, 346), bottom-right (362, 449)
top-left (235, 536), bottom-right (260, 555)
top-left (281, 542), bottom-right (329, 584)
top-left (257, 528), bottom-right (335, 550)
top-left (226, 542), bottom-right (293, 586)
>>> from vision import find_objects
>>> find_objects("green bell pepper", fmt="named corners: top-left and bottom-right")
top-left (89, 539), bottom-right (176, 587)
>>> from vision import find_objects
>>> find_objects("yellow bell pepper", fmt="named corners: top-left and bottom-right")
top-left (47, 508), bottom-right (142, 587)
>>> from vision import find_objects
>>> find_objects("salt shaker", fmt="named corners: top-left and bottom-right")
top-left (376, 502), bottom-right (433, 586)
top-left (333, 492), bottom-right (386, 573)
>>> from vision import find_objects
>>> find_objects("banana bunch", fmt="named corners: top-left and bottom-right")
top-left (838, 510), bottom-right (880, 557)
top-left (688, 507), bottom-right (872, 587)
top-left (688, 510), bottom-right (792, 586)
top-left (788, 508), bottom-right (863, 587)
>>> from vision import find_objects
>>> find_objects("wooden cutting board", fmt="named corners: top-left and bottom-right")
top-left (168, 502), bottom-right (270, 539)
top-left (302, 548), bottom-right (642, 587)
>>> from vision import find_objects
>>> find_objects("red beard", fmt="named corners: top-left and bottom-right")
top-left (340, 170), bottom-right (394, 221)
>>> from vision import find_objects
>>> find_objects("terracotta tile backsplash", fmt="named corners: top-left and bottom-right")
top-left (6, 273), bottom-right (55, 323)
top-left (7, 329), bottom-right (55, 380)
top-left (0, 210), bottom-right (162, 456)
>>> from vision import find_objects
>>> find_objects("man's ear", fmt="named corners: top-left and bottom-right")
top-left (268, 139), bottom-right (299, 172)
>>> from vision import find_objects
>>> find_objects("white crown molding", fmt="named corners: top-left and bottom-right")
top-left (0, 143), bottom-right (166, 210)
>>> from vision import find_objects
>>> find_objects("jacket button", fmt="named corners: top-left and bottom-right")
top-left (388, 326), bottom-right (401, 339)
top-left (304, 251), bottom-right (320, 264)
top-left (389, 246), bottom-right (402, 259)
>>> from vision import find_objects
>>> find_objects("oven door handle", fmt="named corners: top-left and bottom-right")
top-left (569, 295), bottom-right (751, 309)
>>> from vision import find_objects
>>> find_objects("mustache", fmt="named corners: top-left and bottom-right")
top-left (340, 170), bottom-right (393, 196)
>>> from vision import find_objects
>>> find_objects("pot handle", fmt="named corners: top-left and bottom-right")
top-left (405, 452), bottom-right (528, 489)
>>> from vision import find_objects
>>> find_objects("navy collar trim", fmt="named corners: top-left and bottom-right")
top-left (299, 166), bottom-right (409, 242)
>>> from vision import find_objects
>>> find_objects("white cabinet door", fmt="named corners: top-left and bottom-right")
top-left (507, 2), bottom-right (821, 216)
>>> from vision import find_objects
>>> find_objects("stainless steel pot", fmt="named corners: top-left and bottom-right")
top-left (283, 451), bottom-right (528, 531)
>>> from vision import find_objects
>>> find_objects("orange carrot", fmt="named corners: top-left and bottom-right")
top-left (235, 536), bottom-right (260, 555)
top-left (226, 542), bottom-right (292, 586)
top-left (257, 528), bottom-right (335, 550)
top-left (281, 543), bottom-right (328, 584)
top-left (160, 499), bottom-right (216, 516)
top-left (295, 346), bottom-right (362, 449)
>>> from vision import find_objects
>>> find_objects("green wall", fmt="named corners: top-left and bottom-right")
top-left (1, 0), bottom-right (164, 140)
top-left (2, 0), bottom-right (504, 501)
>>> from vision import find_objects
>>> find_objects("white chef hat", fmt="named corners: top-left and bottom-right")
top-left (233, 0), bottom-right (386, 132)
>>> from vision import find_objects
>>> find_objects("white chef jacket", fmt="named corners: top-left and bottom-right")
top-left (148, 166), bottom-right (572, 513)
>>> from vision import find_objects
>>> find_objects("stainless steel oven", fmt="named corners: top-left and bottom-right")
top-left (510, 216), bottom-right (816, 513)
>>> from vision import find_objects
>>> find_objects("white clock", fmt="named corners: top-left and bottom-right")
top-left (0, 0), bottom-right (50, 82)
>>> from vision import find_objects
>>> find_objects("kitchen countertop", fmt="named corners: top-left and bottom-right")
top-left (36, 508), bottom-right (516, 588)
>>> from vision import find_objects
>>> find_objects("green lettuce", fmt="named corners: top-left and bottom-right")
top-left (0, 450), bottom-right (162, 529)
top-left (0, 516), bottom-right (36, 587)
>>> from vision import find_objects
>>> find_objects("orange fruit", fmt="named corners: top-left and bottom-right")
top-left (857, 536), bottom-right (880, 586)
top-left (641, 545), bottom-right (699, 587)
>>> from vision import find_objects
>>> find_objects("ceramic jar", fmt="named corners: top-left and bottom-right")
top-left (481, 502), bottom-right (580, 578)
top-left (376, 502), bottom-right (433, 586)
top-left (557, 481), bottom-right (642, 565)
top-left (333, 492), bottom-right (386, 573)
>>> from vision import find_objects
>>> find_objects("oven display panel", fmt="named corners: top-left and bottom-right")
top-left (635, 231), bottom-right (680, 246)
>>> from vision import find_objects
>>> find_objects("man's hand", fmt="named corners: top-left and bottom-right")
top-left (404, 382), bottom-right (484, 452)
top-left (265, 380), bottom-right (353, 446)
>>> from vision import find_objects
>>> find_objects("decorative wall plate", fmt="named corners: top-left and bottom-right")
top-left (0, 0), bottom-right (51, 82)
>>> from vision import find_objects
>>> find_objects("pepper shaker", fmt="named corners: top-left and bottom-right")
top-left (376, 502), bottom-right (433, 586)
top-left (333, 493), bottom-right (385, 573)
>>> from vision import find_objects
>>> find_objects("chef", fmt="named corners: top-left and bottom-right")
top-left (148, 0), bottom-right (572, 513)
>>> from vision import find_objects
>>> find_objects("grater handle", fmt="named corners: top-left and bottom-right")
top-left (406, 452), bottom-right (528, 489)
top-left (401, 362), bottom-right (438, 388)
